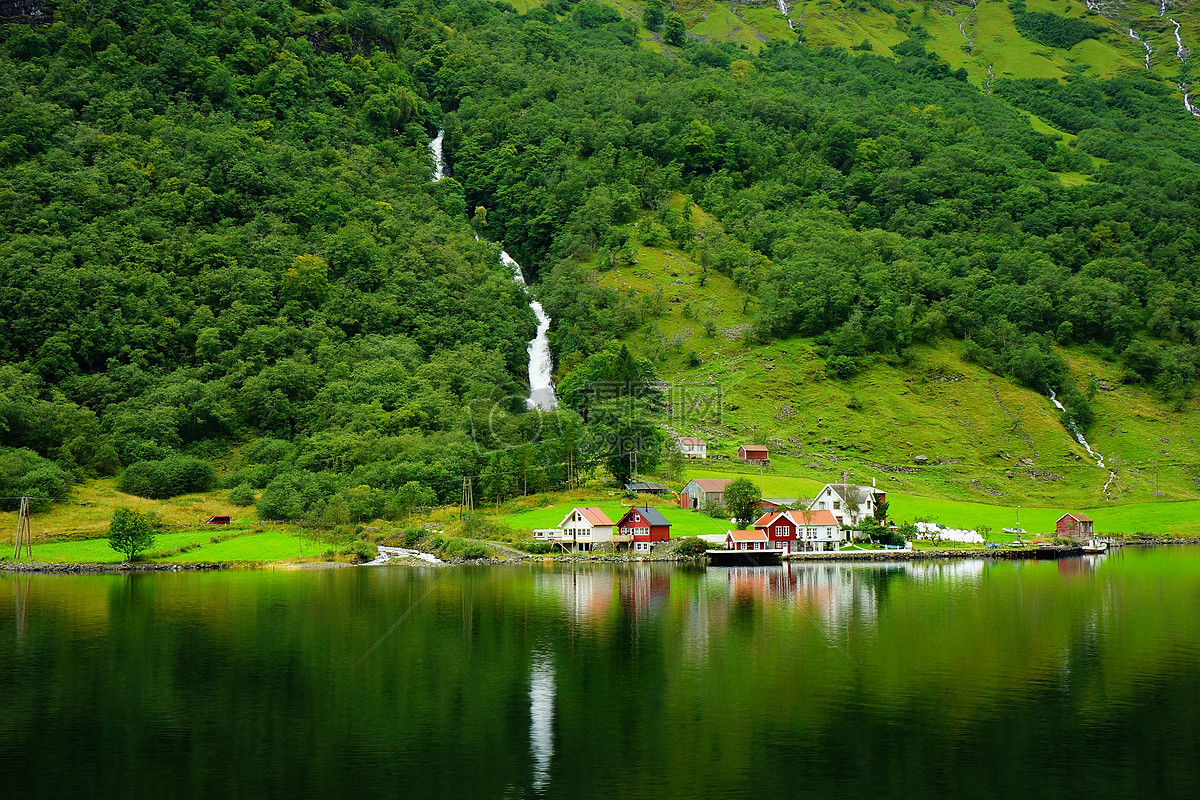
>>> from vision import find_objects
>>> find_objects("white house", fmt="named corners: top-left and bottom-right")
top-left (806, 481), bottom-right (886, 528)
top-left (534, 507), bottom-right (616, 553)
top-left (677, 436), bottom-right (707, 459)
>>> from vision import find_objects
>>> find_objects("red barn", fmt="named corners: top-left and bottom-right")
top-left (1056, 513), bottom-right (1095, 538)
top-left (738, 445), bottom-right (770, 465)
top-left (617, 506), bottom-right (672, 553)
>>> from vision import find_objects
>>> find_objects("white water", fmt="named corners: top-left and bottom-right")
top-left (365, 546), bottom-right (444, 565)
top-left (1182, 85), bottom-right (1200, 116)
top-left (430, 130), bottom-right (447, 181)
top-left (1160, 0), bottom-right (1168, 15)
top-left (986, 64), bottom-right (995, 93)
top-left (1049, 388), bottom-right (1117, 497)
top-left (500, 250), bottom-right (558, 410)
top-left (957, 12), bottom-right (974, 52)
top-left (776, 0), bottom-right (795, 30)
top-left (1128, 28), bottom-right (1152, 69)
top-left (529, 651), bottom-right (556, 792)
top-left (1170, 18), bottom-right (1188, 61)
top-left (429, 131), bottom-right (557, 411)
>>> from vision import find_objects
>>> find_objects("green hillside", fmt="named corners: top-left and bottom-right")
top-left (2, 0), bottom-right (1200, 547)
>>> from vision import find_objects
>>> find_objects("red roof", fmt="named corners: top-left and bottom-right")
top-left (567, 507), bottom-right (615, 527)
top-left (754, 509), bottom-right (839, 529)
top-left (679, 437), bottom-right (705, 446)
top-left (792, 509), bottom-right (839, 526)
top-left (1058, 512), bottom-right (1093, 523)
top-left (739, 445), bottom-right (769, 457)
top-left (726, 529), bottom-right (768, 542)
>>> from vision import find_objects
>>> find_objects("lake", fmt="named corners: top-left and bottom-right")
top-left (3, 548), bottom-right (1199, 799)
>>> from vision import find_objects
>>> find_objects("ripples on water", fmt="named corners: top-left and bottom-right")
top-left (3, 548), bottom-right (1200, 799)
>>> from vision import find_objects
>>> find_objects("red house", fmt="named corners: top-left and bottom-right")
top-left (617, 506), bottom-right (672, 553)
top-left (1056, 513), bottom-right (1095, 538)
top-left (753, 509), bottom-right (842, 553)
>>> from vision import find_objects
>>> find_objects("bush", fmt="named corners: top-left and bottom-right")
top-left (229, 484), bottom-right (257, 507)
top-left (118, 456), bottom-right (217, 499)
top-left (0, 447), bottom-right (73, 512)
top-left (108, 506), bottom-right (159, 561)
top-left (401, 527), bottom-right (425, 548)
top-left (522, 540), bottom-right (556, 554)
top-left (674, 537), bottom-right (708, 557)
top-left (704, 501), bottom-right (728, 519)
top-left (431, 535), bottom-right (492, 560)
top-left (347, 539), bottom-right (379, 563)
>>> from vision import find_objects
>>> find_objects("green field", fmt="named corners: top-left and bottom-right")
top-left (6, 530), bottom-right (310, 564)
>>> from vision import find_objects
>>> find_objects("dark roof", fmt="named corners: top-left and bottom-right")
top-left (625, 481), bottom-right (670, 494)
top-left (824, 483), bottom-right (878, 500)
top-left (1059, 512), bottom-right (1093, 523)
top-left (623, 506), bottom-right (671, 527)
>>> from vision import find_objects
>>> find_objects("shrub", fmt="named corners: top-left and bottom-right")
top-left (522, 540), bottom-right (556, 554)
top-left (431, 535), bottom-right (492, 560)
top-left (229, 484), bottom-right (257, 507)
top-left (674, 537), bottom-right (708, 557)
top-left (704, 501), bottom-right (728, 520)
top-left (401, 527), bottom-right (425, 548)
top-left (118, 456), bottom-right (217, 499)
top-left (347, 539), bottom-right (379, 563)
top-left (0, 447), bottom-right (73, 512)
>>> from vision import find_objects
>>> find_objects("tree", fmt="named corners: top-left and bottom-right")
top-left (724, 477), bottom-right (760, 527)
top-left (107, 507), bottom-right (159, 562)
top-left (874, 496), bottom-right (889, 523)
top-left (643, 0), bottom-right (664, 31)
top-left (663, 15), bottom-right (686, 46)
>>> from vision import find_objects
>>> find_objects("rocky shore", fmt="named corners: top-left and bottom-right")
top-left (1, 561), bottom-right (231, 574)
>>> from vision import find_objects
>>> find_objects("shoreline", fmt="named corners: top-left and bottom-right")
top-left (4, 539), bottom-right (1197, 574)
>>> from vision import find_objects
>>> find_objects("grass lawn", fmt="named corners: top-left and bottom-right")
top-left (8, 529), bottom-right (311, 564)
top-left (168, 532), bottom-right (313, 562)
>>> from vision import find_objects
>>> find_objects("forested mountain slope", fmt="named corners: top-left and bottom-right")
top-left (1, 0), bottom-right (1199, 517)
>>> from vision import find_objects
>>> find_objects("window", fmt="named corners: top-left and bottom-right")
top-left (833, 501), bottom-right (841, 510)
top-left (634, 514), bottom-right (641, 522)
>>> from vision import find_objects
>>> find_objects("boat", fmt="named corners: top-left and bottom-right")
top-left (1081, 539), bottom-right (1109, 554)
top-left (1003, 527), bottom-right (1026, 535)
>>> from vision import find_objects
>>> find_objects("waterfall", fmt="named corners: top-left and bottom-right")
top-left (1160, 0), bottom-right (1168, 15)
top-left (1170, 18), bottom-right (1188, 61)
top-left (500, 250), bottom-right (558, 410)
top-left (428, 131), bottom-right (557, 411)
top-left (776, 0), bottom-right (795, 30)
top-left (986, 64), bottom-right (995, 93)
top-left (430, 130), bottom-right (447, 182)
top-left (1128, 28), bottom-right (1152, 69)
top-left (1049, 388), bottom-right (1116, 498)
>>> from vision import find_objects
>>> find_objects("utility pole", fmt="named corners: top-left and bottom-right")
top-left (460, 477), bottom-right (474, 518)
top-left (13, 496), bottom-right (31, 560)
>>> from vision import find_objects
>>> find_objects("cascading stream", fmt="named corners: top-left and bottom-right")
top-left (1049, 388), bottom-right (1116, 498)
top-left (1128, 28), bottom-right (1152, 69)
top-left (429, 131), bottom-right (557, 411)
top-left (776, 0), bottom-right (795, 30)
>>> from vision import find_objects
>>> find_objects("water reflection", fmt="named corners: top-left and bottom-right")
top-left (529, 649), bottom-right (555, 794)
top-left (2, 551), bottom-right (1200, 800)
